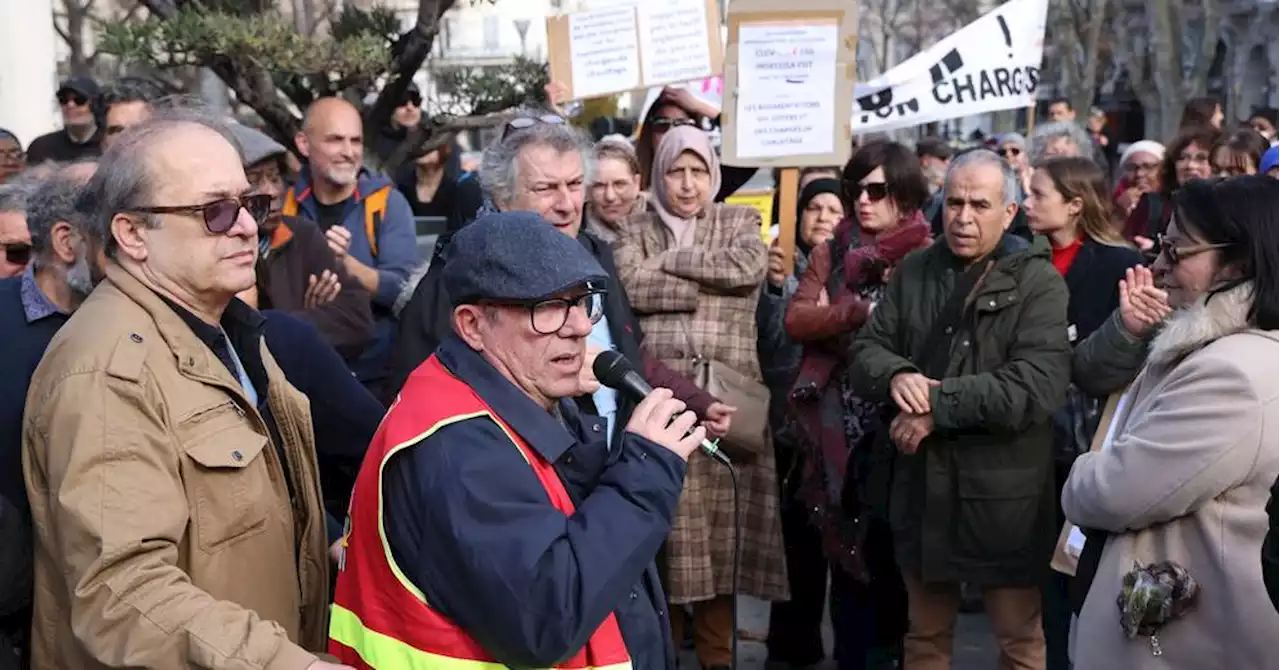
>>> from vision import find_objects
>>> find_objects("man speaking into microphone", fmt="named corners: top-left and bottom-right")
top-left (329, 212), bottom-right (703, 670)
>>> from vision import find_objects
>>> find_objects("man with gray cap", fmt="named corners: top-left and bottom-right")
top-left (230, 122), bottom-right (374, 361)
top-left (331, 211), bottom-right (698, 670)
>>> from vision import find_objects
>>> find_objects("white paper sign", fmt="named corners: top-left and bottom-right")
top-left (850, 0), bottom-right (1049, 133)
top-left (637, 0), bottom-right (714, 85)
top-left (569, 8), bottom-right (642, 99)
top-left (735, 23), bottom-right (839, 159)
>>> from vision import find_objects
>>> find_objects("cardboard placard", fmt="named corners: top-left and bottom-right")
top-left (546, 0), bottom-right (724, 101)
top-left (719, 1), bottom-right (858, 168)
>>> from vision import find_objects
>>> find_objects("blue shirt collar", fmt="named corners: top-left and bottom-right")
top-left (20, 264), bottom-right (66, 324)
top-left (436, 334), bottom-right (579, 464)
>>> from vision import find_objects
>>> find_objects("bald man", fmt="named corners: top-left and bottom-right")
top-left (286, 97), bottom-right (419, 394)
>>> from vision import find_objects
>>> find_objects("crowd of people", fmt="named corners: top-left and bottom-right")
top-left (0, 72), bottom-right (1276, 670)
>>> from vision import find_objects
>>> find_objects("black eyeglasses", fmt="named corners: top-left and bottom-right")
top-left (1157, 235), bottom-right (1231, 265)
top-left (133, 193), bottom-right (273, 234)
top-left (2, 242), bottom-right (31, 265)
top-left (650, 117), bottom-right (697, 132)
top-left (57, 92), bottom-right (88, 106)
top-left (503, 114), bottom-right (567, 140)
top-left (844, 181), bottom-right (890, 203)
top-left (998, 147), bottom-right (1022, 157)
top-left (493, 291), bottom-right (607, 335)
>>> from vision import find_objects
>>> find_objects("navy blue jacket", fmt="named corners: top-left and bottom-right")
top-left (383, 335), bottom-right (684, 670)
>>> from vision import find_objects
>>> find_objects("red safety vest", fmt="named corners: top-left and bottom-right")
top-left (328, 355), bottom-right (633, 670)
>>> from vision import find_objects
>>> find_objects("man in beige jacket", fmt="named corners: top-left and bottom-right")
top-left (22, 110), bottom-right (345, 669)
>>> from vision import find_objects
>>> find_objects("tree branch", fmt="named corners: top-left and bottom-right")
top-left (363, 0), bottom-right (455, 145)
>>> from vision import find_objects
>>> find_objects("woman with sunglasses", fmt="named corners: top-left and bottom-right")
top-left (1121, 125), bottom-right (1221, 252)
top-left (633, 87), bottom-right (758, 201)
top-left (782, 139), bottom-right (930, 670)
top-left (1020, 156), bottom-right (1144, 669)
top-left (1063, 175), bottom-right (1279, 669)
top-left (614, 125), bottom-right (785, 670)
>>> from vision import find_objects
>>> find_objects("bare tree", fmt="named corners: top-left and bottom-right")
top-left (1047, 0), bottom-right (1113, 119)
top-left (1114, 0), bottom-right (1221, 139)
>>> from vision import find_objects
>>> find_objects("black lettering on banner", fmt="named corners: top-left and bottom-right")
top-left (1027, 66), bottom-right (1041, 92)
top-left (953, 73), bottom-right (976, 105)
top-left (978, 70), bottom-right (997, 99)
top-left (1010, 67), bottom-right (1023, 94)
top-left (993, 68), bottom-right (1013, 97)
top-left (857, 87), bottom-right (894, 123)
top-left (929, 48), bottom-right (965, 84)
top-left (996, 15), bottom-right (1014, 58)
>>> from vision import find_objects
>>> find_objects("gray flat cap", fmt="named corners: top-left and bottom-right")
top-left (228, 123), bottom-right (287, 167)
top-left (443, 211), bottom-right (608, 306)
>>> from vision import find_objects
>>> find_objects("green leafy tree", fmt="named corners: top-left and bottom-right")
top-left (100, 0), bottom-right (549, 171)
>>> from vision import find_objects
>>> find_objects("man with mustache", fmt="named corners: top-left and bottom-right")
top-left (287, 98), bottom-right (420, 396)
top-left (23, 110), bottom-right (342, 669)
top-left (331, 212), bottom-right (701, 669)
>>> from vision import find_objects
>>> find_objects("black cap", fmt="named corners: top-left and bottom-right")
top-left (443, 211), bottom-right (608, 307)
top-left (57, 76), bottom-right (100, 100)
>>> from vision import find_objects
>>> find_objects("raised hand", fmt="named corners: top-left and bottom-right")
top-left (1118, 265), bottom-right (1171, 338)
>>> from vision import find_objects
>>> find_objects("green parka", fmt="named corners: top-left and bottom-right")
top-left (851, 233), bottom-right (1071, 586)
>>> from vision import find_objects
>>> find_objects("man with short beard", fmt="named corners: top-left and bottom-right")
top-left (0, 164), bottom-right (97, 667)
top-left (26, 77), bottom-right (102, 165)
top-left (286, 97), bottom-right (419, 394)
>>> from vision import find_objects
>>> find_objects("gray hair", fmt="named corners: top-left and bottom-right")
top-left (944, 148), bottom-right (1021, 208)
top-left (479, 119), bottom-right (594, 208)
top-left (0, 176), bottom-right (36, 214)
top-left (85, 104), bottom-right (241, 259)
top-left (27, 173), bottom-right (89, 268)
top-left (100, 77), bottom-right (167, 111)
top-left (1029, 121), bottom-right (1094, 165)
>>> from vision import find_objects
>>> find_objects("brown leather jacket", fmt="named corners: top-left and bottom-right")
top-left (22, 263), bottom-right (329, 669)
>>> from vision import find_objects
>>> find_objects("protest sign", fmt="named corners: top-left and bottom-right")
top-left (546, 0), bottom-right (724, 100)
top-left (719, 0), bottom-right (859, 168)
top-left (719, 0), bottom-right (858, 279)
top-left (850, 0), bottom-right (1048, 134)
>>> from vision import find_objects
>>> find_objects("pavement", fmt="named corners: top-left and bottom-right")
top-left (678, 596), bottom-right (999, 669)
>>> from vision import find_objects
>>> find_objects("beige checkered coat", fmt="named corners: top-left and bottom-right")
top-left (614, 204), bottom-right (789, 605)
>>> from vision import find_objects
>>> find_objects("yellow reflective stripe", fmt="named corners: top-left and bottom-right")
top-left (331, 604), bottom-right (507, 670)
top-left (331, 604), bottom-right (634, 670)
top-left (376, 410), bottom-right (491, 603)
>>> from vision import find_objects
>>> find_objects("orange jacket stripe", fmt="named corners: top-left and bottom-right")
top-left (329, 356), bottom-right (633, 669)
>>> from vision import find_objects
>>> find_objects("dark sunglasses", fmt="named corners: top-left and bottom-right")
top-left (57, 92), bottom-right (88, 106)
top-left (401, 95), bottom-right (422, 108)
top-left (2, 242), bottom-right (31, 265)
top-left (650, 117), bottom-right (697, 131)
top-left (503, 114), bottom-right (566, 139)
top-left (133, 194), bottom-right (273, 234)
top-left (998, 147), bottom-right (1022, 157)
top-left (844, 181), bottom-right (890, 203)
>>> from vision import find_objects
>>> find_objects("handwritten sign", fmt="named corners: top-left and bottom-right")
top-left (636, 0), bottom-right (715, 85)
top-left (736, 22), bottom-right (839, 158)
top-left (546, 0), bottom-right (724, 100)
top-left (568, 8), bottom-right (641, 99)
top-left (719, 0), bottom-right (858, 168)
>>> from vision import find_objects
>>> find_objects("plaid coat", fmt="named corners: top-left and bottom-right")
top-left (614, 204), bottom-right (789, 604)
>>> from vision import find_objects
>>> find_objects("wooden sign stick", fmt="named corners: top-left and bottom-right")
top-left (777, 167), bottom-right (800, 276)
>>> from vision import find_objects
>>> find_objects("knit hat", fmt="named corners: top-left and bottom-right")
top-left (1119, 140), bottom-right (1166, 167)
top-left (227, 123), bottom-right (287, 168)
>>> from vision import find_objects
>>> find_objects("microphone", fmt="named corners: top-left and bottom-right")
top-left (593, 350), bottom-right (732, 466)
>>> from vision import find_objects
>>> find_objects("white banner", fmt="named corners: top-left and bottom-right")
top-left (849, 0), bottom-right (1049, 134)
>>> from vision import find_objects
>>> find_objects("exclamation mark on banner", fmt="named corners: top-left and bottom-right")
top-left (997, 15), bottom-right (1013, 58)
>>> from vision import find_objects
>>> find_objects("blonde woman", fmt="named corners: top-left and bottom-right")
top-left (584, 139), bottom-right (644, 243)
top-left (614, 125), bottom-right (786, 669)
